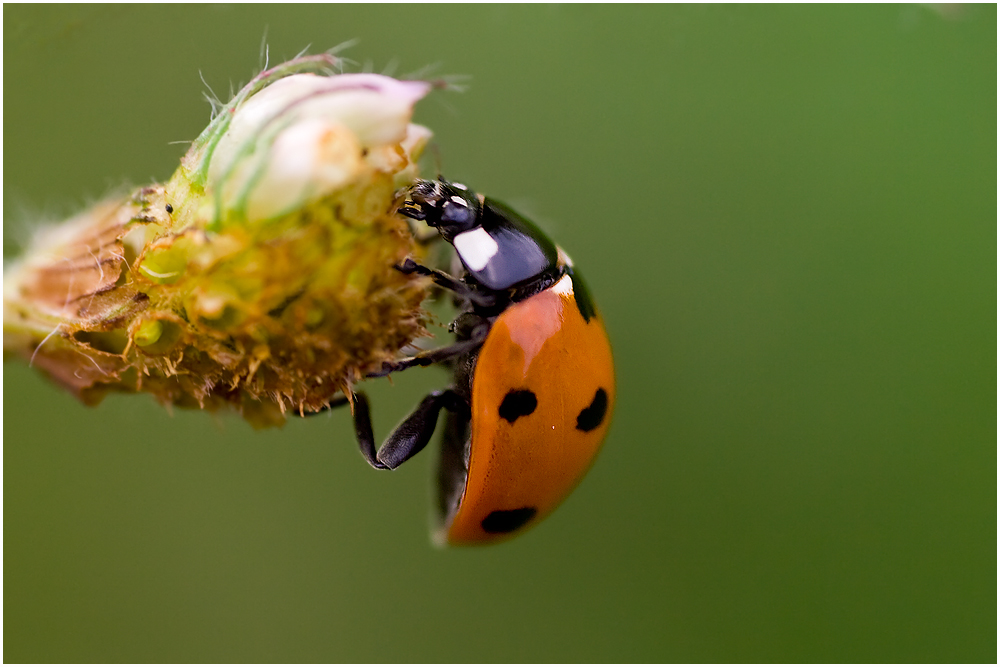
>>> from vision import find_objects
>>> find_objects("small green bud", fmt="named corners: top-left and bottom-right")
top-left (133, 319), bottom-right (163, 347)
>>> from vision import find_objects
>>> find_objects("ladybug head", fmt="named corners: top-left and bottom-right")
top-left (398, 179), bottom-right (482, 241)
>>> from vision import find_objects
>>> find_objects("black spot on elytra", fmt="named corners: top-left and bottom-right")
top-left (481, 507), bottom-right (537, 534)
top-left (498, 389), bottom-right (537, 423)
top-left (576, 388), bottom-right (608, 432)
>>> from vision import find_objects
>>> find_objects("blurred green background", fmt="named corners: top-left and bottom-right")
top-left (4, 5), bottom-right (995, 662)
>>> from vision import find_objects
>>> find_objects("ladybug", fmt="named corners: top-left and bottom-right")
top-left (330, 178), bottom-right (615, 545)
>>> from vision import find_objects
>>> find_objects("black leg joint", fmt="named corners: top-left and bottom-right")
top-left (351, 392), bottom-right (388, 469)
top-left (365, 329), bottom-right (487, 378)
top-left (395, 258), bottom-right (497, 308)
top-left (376, 389), bottom-right (468, 470)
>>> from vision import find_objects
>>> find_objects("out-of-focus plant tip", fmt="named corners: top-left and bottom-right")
top-left (4, 55), bottom-right (437, 427)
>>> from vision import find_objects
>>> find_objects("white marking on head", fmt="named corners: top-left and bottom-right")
top-left (453, 227), bottom-right (499, 271)
top-left (550, 273), bottom-right (574, 296)
top-left (452, 183), bottom-right (467, 190)
top-left (557, 246), bottom-right (575, 268)
top-left (449, 195), bottom-right (468, 206)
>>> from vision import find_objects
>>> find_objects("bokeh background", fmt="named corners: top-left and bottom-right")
top-left (4, 5), bottom-right (995, 662)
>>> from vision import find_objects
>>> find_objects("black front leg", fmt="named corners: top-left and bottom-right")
top-left (396, 258), bottom-right (496, 308)
top-left (365, 317), bottom-right (490, 378)
top-left (348, 392), bottom-right (388, 469)
top-left (366, 337), bottom-right (483, 378)
top-left (309, 393), bottom-right (387, 469)
top-left (374, 389), bottom-right (469, 469)
top-left (318, 390), bottom-right (469, 470)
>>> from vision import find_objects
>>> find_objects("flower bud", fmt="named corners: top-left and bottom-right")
top-left (4, 55), bottom-right (435, 427)
top-left (205, 72), bottom-right (431, 223)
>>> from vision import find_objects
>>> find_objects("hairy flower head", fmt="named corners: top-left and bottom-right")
top-left (4, 55), bottom-right (435, 427)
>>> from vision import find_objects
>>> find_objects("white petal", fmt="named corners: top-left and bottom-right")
top-left (245, 118), bottom-right (362, 222)
top-left (206, 73), bottom-right (432, 222)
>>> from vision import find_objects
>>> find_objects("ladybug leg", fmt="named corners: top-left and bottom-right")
top-left (314, 390), bottom-right (469, 470)
top-left (375, 389), bottom-right (470, 470)
top-left (365, 319), bottom-right (489, 378)
top-left (396, 258), bottom-right (496, 308)
top-left (308, 392), bottom-right (388, 469)
top-left (346, 392), bottom-right (390, 470)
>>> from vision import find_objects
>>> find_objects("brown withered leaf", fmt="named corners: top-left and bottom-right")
top-left (18, 199), bottom-right (140, 323)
